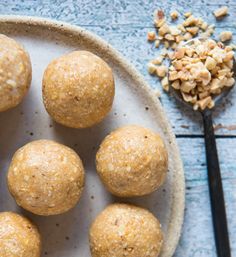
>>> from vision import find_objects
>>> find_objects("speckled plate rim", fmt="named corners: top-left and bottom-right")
top-left (0, 15), bottom-right (185, 257)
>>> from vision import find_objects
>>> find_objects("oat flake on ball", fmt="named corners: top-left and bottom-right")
top-left (0, 34), bottom-right (32, 112)
top-left (7, 140), bottom-right (85, 216)
top-left (42, 50), bottom-right (115, 128)
top-left (89, 203), bottom-right (163, 257)
top-left (96, 125), bottom-right (168, 197)
top-left (0, 212), bottom-right (41, 257)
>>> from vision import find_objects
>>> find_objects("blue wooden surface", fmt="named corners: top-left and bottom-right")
top-left (0, 1), bottom-right (236, 256)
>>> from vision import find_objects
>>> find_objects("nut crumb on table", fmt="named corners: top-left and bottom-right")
top-left (213, 6), bottom-right (228, 19)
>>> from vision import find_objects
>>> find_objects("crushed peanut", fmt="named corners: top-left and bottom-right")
top-left (184, 12), bottom-right (192, 18)
top-left (156, 65), bottom-right (167, 77)
top-left (155, 40), bottom-right (160, 48)
top-left (161, 77), bottom-right (169, 91)
top-left (168, 39), bottom-right (235, 110)
top-left (147, 63), bottom-right (157, 74)
top-left (170, 11), bottom-right (179, 20)
top-left (147, 31), bottom-right (156, 41)
top-left (220, 31), bottom-right (232, 42)
top-left (213, 6), bottom-right (228, 19)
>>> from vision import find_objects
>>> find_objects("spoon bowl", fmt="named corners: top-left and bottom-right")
top-left (169, 38), bottom-right (236, 113)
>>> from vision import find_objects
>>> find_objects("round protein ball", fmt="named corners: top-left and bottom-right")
top-left (0, 212), bottom-right (41, 257)
top-left (0, 34), bottom-right (32, 112)
top-left (42, 50), bottom-right (115, 128)
top-left (96, 125), bottom-right (168, 197)
top-left (89, 203), bottom-right (163, 257)
top-left (7, 140), bottom-right (85, 216)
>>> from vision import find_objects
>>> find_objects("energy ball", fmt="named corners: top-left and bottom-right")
top-left (0, 34), bottom-right (32, 112)
top-left (89, 203), bottom-right (163, 257)
top-left (7, 140), bottom-right (85, 216)
top-left (96, 125), bottom-right (168, 197)
top-left (42, 51), bottom-right (115, 128)
top-left (0, 212), bottom-right (41, 257)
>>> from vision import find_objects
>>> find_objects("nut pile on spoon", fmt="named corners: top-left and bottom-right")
top-left (147, 6), bottom-right (235, 110)
top-left (169, 39), bottom-right (235, 110)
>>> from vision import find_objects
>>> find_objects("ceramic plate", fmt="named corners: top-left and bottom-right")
top-left (0, 16), bottom-right (185, 257)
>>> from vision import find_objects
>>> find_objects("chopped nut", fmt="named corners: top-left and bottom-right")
top-left (183, 15), bottom-right (198, 26)
top-left (154, 10), bottom-right (166, 28)
top-left (147, 63), bottom-right (157, 74)
top-left (156, 65), bottom-right (167, 78)
top-left (220, 31), bottom-right (232, 42)
top-left (181, 81), bottom-right (196, 93)
top-left (205, 56), bottom-right (217, 70)
top-left (177, 24), bottom-right (186, 33)
top-left (185, 48), bottom-right (195, 57)
top-left (174, 47), bottom-right (186, 59)
top-left (210, 78), bottom-right (221, 93)
top-left (200, 22), bottom-right (208, 31)
top-left (181, 92), bottom-right (191, 102)
top-left (172, 60), bottom-right (183, 70)
top-left (165, 34), bottom-right (175, 41)
top-left (164, 40), bottom-right (170, 48)
top-left (225, 59), bottom-right (233, 69)
top-left (186, 26), bottom-right (199, 35)
top-left (198, 96), bottom-right (212, 110)
top-left (225, 78), bottom-right (235, 87)
top-left (170, 11), bottom-right (179, 20)
top-left (208, 99), bottom-right (215, 109)
top-left (197, 18), bottom-right (203, 26)
top-left (171, 42), bottom-right (178, 50)
top-left (158, 23), bottom-right (170, 36)
top-left (169, 70), bottom-right (179, 81)
top-left (175, 35), bottom-right (184, 43)
top-left (170, 26), bottom-right (181, 36)
top-left (171, 80), bottom-right (180, 89)
top-left (199, 91), bottom-right (210, 99)
top-left (213, 6), bottom-right (228, 19)
top-left (161, 77), bottom-right (169, 91)
top-left (183, 32), bottom-right (193, 41)
top-left (147, 31), bottom-right (156, 41)
top-left (184, 12), bottom-right (192, 18)
top-left (151, 56), bottom-right (163, 65)
top-left (155, 40), bottom-right (160, 48)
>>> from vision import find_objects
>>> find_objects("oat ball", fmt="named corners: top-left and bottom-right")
top-left (96, 125), bottom-right (168, 197)
top-left (0, 34), bottom-right (32, 112)
top-left (7, 140), bottom-right (85, 216)
top-left (89, 203), bottom-right (163, 257)
top-left (0, 212), bottom-right (41, 257)
top-left (42, 51), bottom-right (115, 128)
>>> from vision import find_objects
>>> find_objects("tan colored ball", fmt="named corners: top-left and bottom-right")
top-left (0, 34), bottom-right (32, 112)
top-left (7, 140), bottom-right (85, 216)
top-left (96, 125), bottom-right (168, 197)
top-left (0, 212), bottom-right (41, 257)
top-left (42, 50), bottom-right (115, 128)
top-left (89, 203), bottom-right (163, 257)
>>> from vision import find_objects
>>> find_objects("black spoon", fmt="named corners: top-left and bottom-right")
top-left (169, 38), bottom-right (235, 257)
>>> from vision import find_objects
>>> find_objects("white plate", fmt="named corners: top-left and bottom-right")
top-left (0, 16), bottom-right (185, 257)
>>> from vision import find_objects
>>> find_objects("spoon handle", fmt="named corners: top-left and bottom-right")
top-left (202, 110), bottom-right (231, 257)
